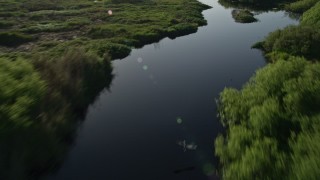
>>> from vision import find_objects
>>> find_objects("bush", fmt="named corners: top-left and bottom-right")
top-left (257, 25), bottom-right (320, 59)
top-left (301, 1), bottom-right (320, 27)
top-left (0, 32), bottom-right (33, 47)
top-left (87, 41), bottom-right (131, 59)
top-left (216, 57), bottom-right (320, 179)
top-left (33, 49), bottom-right (113, 112)
top-left (0, 49), bottom-right (114, 180)
top-left (286, 0), bottom-right (319, 13)
top-left (0, 57), bottom-right (46, 129)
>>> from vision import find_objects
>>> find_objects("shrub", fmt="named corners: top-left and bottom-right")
top-left (0, 57), bottom-right (46, 129)
top-left (216, 57), bottom-right (320, 179)
top-left (33, 49), bottom-right (113, 111)
top-left (87, 41), bottom-right (131, 59)
top-left (286, 0), bottom-right (319, 13)
top-left (301, 1), bottom-right (320, 27)
top-left (257, 25), bottom-right (320, 59)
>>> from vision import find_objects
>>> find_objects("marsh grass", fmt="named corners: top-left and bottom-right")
top-left (0, 0), bottom-right (210, 59)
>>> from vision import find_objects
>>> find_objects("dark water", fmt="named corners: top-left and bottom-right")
top-left (48, 0), bottom-right (297, 179)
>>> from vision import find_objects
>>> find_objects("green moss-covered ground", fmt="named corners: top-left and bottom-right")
top-left (0, 0), bottom-right (210, 59)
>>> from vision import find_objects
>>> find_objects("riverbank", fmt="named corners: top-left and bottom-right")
top-left (0, 0), bottom-right (210, 59)
top-left (0, 0), bottom-right (210, 179)
top-left (215, 0), bottom-right (320, 179)
top-left (43, 0), bottom-right (298, 178)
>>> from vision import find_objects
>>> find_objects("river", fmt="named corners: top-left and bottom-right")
top-left (47, 0), bottom-right (298, 179)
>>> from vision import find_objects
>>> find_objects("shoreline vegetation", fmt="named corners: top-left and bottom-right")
top-left (215, 0), bottom-right (320, 179)
top-left (0, 0), bottom-right (210, 179)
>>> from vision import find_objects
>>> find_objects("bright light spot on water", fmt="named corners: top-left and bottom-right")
top-left (137, 57), bottom-right (143, 63)
top-left (186, 142), bottom-right (197, 150)
top-left (143, 65), bottom-right (148, 70)
top-left (177, 117), bottom-right (182, 124)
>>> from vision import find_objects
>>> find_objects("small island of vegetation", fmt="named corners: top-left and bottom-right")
top-left (232, 9), bottom-right (257, 23)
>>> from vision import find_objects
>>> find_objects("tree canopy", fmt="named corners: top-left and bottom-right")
top-left (215, 57), bottom-right (320, 179)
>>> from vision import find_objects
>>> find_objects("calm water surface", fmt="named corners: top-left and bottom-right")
top-left (48, 0), bottom-right (298, 179)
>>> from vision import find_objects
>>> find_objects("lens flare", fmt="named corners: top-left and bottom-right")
top-left (137, 57), bottom-right (143, 63)
top-left (142, 65), bottom-right (148, 70)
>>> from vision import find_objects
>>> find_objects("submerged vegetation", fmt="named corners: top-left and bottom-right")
top-left (0, 0), bottom-right (210, 179)
top-left (216, 0), bottom-right (320, 179)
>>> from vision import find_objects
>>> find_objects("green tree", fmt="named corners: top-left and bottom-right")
top-left (301, 1), bottom-right (320, 27)
top-left (216, 57), bottom-right (320, 179)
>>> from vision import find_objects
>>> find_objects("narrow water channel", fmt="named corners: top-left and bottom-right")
top-left (48, 0), bottom-right (298, 179)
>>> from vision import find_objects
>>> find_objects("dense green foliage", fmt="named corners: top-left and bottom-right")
top-left (231, 9), bottom-right (257, 23)
top-left (301, 1), bottom-right (320, 26)
top-left (0, 49), bottom-right (114, 179)
top-left (285, 0), bottom-right (319, 13)
top-left (34, 49), bottom-right (114, 114)
top-left (255, 25), bottom-right (320, 59)
top-left (216, 1), bottom-right (320, 179)
top-left (216, 57), bottom-right (320, 179)
top-left (0, 58), bottom-right (46, 129)
top-left (252, 1), bottom-right (320, 60)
